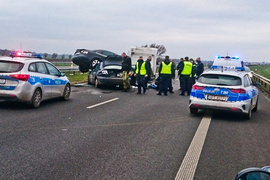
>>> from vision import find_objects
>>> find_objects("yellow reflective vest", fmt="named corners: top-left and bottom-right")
top-left (160, 62), bottom-right (172, 74)
top-left (181, 61), bottom-right (192, 75)
top-left (136, 62), bottom-right (147, 75)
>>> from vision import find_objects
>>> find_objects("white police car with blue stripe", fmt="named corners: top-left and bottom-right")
top-left (0, 51), bottom-right (71, 108)
top-left (189, 56), bottom-right (259, 119)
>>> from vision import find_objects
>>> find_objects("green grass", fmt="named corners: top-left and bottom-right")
top-left (249, 65), bottom-right (270, 79)
top-left (66, 73), bottom-right (88, 84)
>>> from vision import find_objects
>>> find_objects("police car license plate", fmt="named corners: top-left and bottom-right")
top-left (0, 79), bottom-right (6, 84)
top-left (207, 95), bottom-right (227, 101)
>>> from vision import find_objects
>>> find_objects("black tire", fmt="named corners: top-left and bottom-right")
top-left (190, 108), bottom-right (198, 114)
top-left (252, 98), bottom-right (258, 112)
top-left (79, 65), bottom-right (89, 73)
top-left (31, 89), bottom-right (42, 108)
top-left (90, 59), bottom-right (101, 69)
top-left (62, 84), bottom-right (71, 100)
top-left (243, 106), bottom-right (252, 120)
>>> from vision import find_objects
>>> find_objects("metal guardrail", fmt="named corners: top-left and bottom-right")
top-left (58, 67), bottom-right (80, 74)
top-left (252, 72), bottom-right (270, 95)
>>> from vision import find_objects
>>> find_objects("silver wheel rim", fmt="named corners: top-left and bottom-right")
top-left (33, 90), bottom-right (41, 107)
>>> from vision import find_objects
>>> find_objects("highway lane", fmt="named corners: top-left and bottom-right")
top-left (0, 80), bottom-right (269, 179)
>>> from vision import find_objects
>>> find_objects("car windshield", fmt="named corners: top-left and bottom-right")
top-left (103, 56), bottom-right (122, 66)
top-left (198, 74), bottom-right (242, 86)
top-left (0, 61), bottom-right (24, 73)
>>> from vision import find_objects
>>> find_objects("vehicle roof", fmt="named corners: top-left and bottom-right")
top-left (0, 56), bottom-right (49, 63)
top-left (202, 69), bottom-right (249, 77)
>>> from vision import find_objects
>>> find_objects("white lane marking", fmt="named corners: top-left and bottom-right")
top-left (175, 110), bottom-right (213, 180)
top-left (86, 98), bottom-right (119, 109)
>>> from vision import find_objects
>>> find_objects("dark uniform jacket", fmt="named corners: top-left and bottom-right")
top-left (122, 56), bottom-right (132, 72)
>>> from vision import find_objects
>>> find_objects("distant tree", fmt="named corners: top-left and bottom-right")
top-left (142, 43), bottom-right (166, 57)
top-left (69, 54), bottom-right (72, 59)
top-left (52, 53), bottom-right (58, 59)
top-left (43, 53), bottom-right (48, 58)
top-left (61, 54), bottom-right (65, 59)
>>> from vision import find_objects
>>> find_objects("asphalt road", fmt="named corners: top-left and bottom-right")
top-left (0, 79), bottom-right (269, 180)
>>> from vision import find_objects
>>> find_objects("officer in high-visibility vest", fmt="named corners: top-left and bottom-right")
top-left (179, 56), bottom-right (193, 96)
top-left (189, 58), bottom-right (197, 92)
top-left (157, 55), bottom-right (173, 96)
top-left (134, 56), bottom-right (149, 94)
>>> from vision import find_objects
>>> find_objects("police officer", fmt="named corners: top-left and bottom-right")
top-left (144, 56), bottom-right (152, 88)
top-left (189, 58), bottom-right (197, 91)
top-left (134, 56), bottom-right (148, 94)
top-left (157, 55), bottom-right (173, 96)
top-left (121, 52), bottom-right (132, 92)
top-left (179, 56), bottom-right (193, 96)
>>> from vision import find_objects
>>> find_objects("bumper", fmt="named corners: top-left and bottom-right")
top-left (97, 76), bottom-right (131, 86)
top-left (189, 96), bottom-right (252, 113)
top-left (0, 82), bottom-right (35, 103)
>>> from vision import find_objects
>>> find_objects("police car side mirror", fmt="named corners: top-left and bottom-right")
top-left (235, 166), bottom-right (270, 180)
top-left (59, 72), bottom-right (65, 77)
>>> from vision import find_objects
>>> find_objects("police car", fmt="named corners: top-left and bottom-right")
top-left (0, 51), bottom-right (71, 108)
top-left (189, 56), bottom-right (259, 119)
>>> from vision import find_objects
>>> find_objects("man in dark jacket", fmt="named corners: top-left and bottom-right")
top-left (121, 52), bottom-right (132, 92)
top-left (196, 57), bottom-right (204, 79)
top-left (144, 56), bottom-right (152, 88)
top-left (157, 56), bottom-right (173, 96)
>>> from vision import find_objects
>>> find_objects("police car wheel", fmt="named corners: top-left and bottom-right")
top-left (62, 84), bottom-right (71, 100)
top-left (252, 98), bottom-right (258, 112)
top-left (32, 89), bottom-right (42, 108)
top-left (190, 108), bottom-right (198, 114)
top-left (243, 106), bottom-right (252, 120)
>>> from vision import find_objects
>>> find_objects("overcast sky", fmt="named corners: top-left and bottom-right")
top-left (1, 0), bottom-right (270, 62)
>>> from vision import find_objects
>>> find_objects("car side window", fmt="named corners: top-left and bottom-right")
top-left (29, 63), bottom-right (36, 72)
top-left (46, 63), bottom-right (60, 76)
top-left (36, 62), bottom-right (48, 74)
top-left (244, 75), bottom-right (251, 87)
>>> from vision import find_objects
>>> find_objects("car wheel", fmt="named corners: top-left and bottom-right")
top-left (252, 98), bottom-right (258, 112)
top-left (95, 78), bottom-right (100, 88)
top-left (79, 65), bottom-right (89, 73)
top-left (31, 89), bottom-right (42, 108)
top-left (190, 108), bottom-right (198, 114)
top-left (90, 59), bottom-right (101, 69)
top-left (62, 84), bottom-right (71, 100)
top-left (243, 106), bottom-right (252, 120)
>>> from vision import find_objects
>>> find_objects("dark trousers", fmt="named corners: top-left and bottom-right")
top-left (136, 75), bottom-right (146, 93)
top-left (179, 75), bottom-right (182, 89)
top-left (144, 75), bottom-right (151, 88)
top-left (158, 76), bottom-right (170, 95)
top-left (180, 75), bottom-right (190, 95)
top-left (168, 78), bottom-right (173, 92)
top-left (190, 77), bottom-right (196, 90)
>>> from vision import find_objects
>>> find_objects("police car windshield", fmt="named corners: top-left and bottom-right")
top-left (0, 61), bottom-right (24, 73)
top-left (198, 74), bottom-right (242, 86)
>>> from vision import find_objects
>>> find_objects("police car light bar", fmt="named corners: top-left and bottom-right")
top-left (212, 55), bottom-right (244, 71)
top-left (10, 51), bottom-right (43, 59)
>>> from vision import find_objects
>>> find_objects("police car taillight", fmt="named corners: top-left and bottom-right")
top-left (9, 74), bottom-right (30, 81)
top-left (192, 85), bottom-right (205, 90)
top-left (229, 88), bottom-right (246, 94)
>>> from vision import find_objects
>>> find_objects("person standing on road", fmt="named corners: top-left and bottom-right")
top-left (134, 56), bottom-right (148, 94)
top-left (144, 56), bottom-right (152, 89)
top-left (189, 58), bottom-right (197, 91)
top-left (179, 56), bottom-right (193, 96)
top-left (168, 59), bottom-right (176, 93)
top-left (177, 58), bottom-right (184, 90)
top-left (196, 57), bottom-right (204, 79)
top-left (121, 52), bottom-right (132, 92)
top-left (157, 55), bottom-right (173, 96)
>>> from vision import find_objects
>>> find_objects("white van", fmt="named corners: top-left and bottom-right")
top-left (129, 46), bottom-right (158, 77)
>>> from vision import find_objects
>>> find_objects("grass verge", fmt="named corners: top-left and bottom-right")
top-left (66, 73), bottom-right (88, 84)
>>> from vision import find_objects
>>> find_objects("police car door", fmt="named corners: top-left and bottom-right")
top-left (244, 75), bottom-right (257, 108)
top-left (45, 63), bottom-right (64, 97)
top-left (36, 62), bottom-right (52, 98)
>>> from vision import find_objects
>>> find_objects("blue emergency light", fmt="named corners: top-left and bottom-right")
top-left (212, 55), bottom-right (244, 71)
top-left (10, 51), bottom-right (43, 59)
